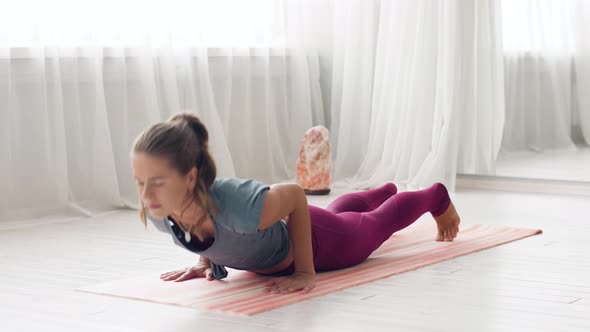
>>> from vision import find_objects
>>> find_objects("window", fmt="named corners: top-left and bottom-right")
top-left (0, 0), bottom-right (285, 47)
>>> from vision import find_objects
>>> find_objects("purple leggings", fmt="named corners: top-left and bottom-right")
top-left (277, 182), bottom-right (451, 274)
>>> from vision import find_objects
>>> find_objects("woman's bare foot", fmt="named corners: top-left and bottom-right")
top-left (434, 202), bottom-right (460, 242)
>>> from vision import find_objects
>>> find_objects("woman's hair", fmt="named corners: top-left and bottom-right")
top-left (132, 112), bottom-right (217, 227)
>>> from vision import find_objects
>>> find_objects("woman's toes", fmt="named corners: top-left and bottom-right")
top-left (446, 229), bottom-right (454, 241)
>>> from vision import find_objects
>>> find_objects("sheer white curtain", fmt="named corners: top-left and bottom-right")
top-left (329, 0), bottom-right (505, 190)
top-left (501, 0), bottom-right (590, 151)
top-left (0, 0), bottom-right (322, 221)
top-left (501, 0), bottom-right (576, 151)
top-left (576, 1), bottom-right (590, 144)
top-left (327, 0), bottom-right (378, 182)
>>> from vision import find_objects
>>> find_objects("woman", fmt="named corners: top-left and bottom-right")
top-left (130, 112), bottom-right (460, 294)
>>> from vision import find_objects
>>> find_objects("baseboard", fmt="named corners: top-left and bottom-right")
top-left (456, 174), bottom-right (590, 197)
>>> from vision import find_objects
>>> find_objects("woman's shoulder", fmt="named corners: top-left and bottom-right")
top-left (210, 177), bottom-right (270, 231)
top-left (211, 177), bottom-right (270, 194)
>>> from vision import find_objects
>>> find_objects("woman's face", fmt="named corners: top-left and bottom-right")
top-left (131, 152), bottom-right (196, 220)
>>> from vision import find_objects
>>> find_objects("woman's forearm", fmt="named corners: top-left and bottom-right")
top-left (287, 186), bottom-right (315, 275)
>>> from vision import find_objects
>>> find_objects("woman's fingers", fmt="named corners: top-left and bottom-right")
top-left (265, 279), bottom-right (298, 294)
top-left (161, 271), bottom-right (184, 281)
top-left (160, 270), bottom-right (185, 280)
top-left (264, 273), bottom-right (316, 294)
top-left (160, 270), bottom-right (177, 278)
top-left (160, 266), bottom-right (213, 282)
top-left (301, 284), bottom-right (315, 293)
top-left (174, 269), bottom-right (197, 282)
top-left (263, 278), bottom-right (282, 292)
top-left (263, 283), bottom-right (278, 293)
top-left (160, 268), bottom-right (190, 278)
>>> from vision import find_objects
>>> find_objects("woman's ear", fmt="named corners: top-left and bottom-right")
top-left (187, 166), bottom-right (199, 188)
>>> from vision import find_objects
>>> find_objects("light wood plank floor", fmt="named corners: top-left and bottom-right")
top-left (1, 187), bottom-right (589, 332)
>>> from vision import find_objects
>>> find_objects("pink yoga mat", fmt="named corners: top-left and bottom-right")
top-left (78, 223), bottom-right (542, 315)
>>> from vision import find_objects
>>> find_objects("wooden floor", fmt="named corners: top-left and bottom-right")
top-left (1, 186), bottom-right (589, 332)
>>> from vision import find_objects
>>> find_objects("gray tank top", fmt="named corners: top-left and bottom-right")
top-left (147, 177), bottom-right (290, 280)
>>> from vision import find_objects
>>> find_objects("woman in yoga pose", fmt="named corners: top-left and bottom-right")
top-left (130, 112), bottom-right (461, 294)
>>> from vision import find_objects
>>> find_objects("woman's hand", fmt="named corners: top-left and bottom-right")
top-left (160, 265), bottom-right (213, 282)
top-left (265, 271), bottom-right (316, 294)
